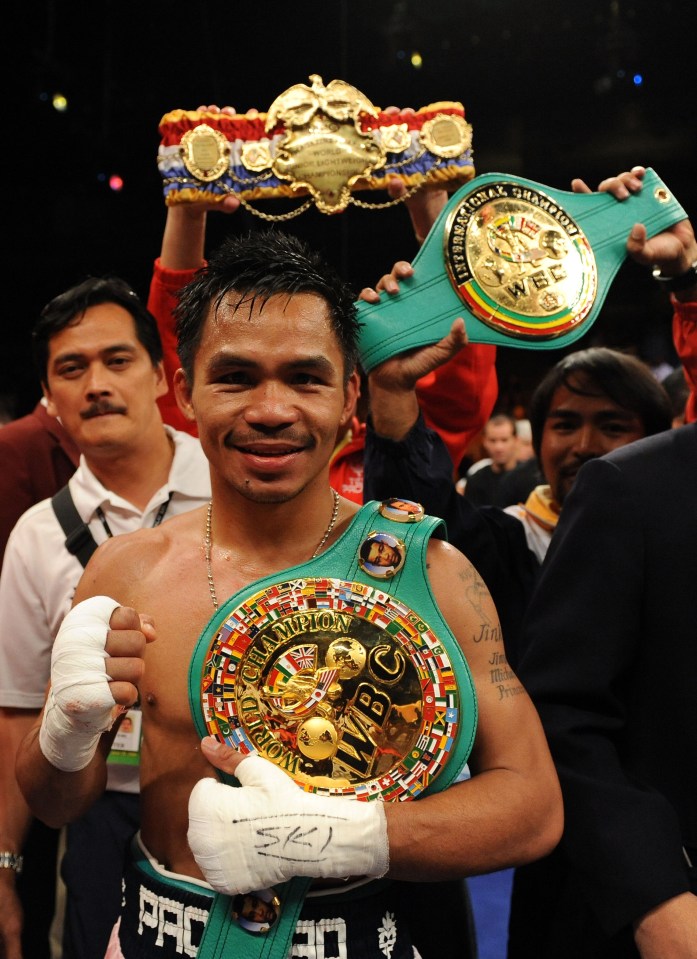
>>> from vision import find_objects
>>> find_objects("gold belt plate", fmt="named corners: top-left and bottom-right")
top-left (444, 180), bottom-right (598, 339)
top-left (199, 577), bottom-right (461, 801)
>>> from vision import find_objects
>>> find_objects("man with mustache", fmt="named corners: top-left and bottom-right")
top-left (0, 276), bottom-right (210, 959)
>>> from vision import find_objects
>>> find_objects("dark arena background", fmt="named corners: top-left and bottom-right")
top-left (5, 0), bottom-right (696, 419)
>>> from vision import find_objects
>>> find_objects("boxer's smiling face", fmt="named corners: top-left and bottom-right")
top-left (174, 291), bottom-right (358, 505)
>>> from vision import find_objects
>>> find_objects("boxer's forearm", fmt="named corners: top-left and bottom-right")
top-left (15, 719), bottom-right (110, 828)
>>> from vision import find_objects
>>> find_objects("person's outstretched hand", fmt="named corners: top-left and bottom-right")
top-left (571, 165), bottom-right (697, 277)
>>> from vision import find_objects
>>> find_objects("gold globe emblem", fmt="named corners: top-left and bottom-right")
top-left (325, 637), bottom-right (367, 679)
top-left (296, 717), bottom-right (339, 761)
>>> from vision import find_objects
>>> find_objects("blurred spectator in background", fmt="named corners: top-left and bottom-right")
top-left (514, 418), bottom-right (535, 460)
top-left (461, 412), bottom-right (520, 506)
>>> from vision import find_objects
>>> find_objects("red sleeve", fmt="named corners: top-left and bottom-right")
top-left (671, 297), bottom-right (697, 423)
top-left (148, 257), bottom-right (202, 435)
top-left (416, 343), bottom-right (498, 469)
top-left (329, 420), bottom-right (366, 504)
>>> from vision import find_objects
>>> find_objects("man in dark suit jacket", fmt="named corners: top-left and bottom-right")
top-left (511, 421), bottom-right (697, 957)
top-left (0, 400), bottom-right (79, 563)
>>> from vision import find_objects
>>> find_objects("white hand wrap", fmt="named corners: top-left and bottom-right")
top-left (39, 596), bottom-right (121, 772)
top-left (188, 754), bottom-right (389, 895)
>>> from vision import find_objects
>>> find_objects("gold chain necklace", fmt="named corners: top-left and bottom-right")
top-left (204, 488), bottom-right (340, 611)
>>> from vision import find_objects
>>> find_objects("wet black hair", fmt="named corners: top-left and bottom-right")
top-left (32, 276), bottom-right (162, 382)
top-left (174, 228), bottom-right (360, 383)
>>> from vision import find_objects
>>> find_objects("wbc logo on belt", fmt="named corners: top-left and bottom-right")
top-left (445, 179), bottom-right (598, 340)
top-left (197, 577), bottom-right (460, 801)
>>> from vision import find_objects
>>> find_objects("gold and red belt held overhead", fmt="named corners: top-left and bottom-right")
top-left (157, 74), bottom-right (475, 217)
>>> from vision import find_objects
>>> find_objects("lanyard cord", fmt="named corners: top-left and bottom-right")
top-left (95, 494), bottom-right (173, 539)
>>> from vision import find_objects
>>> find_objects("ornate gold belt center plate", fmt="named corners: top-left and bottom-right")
top-left (199, 577), bottom-right (460, 800)
top-left (444, 180), bottom-right (598, 339)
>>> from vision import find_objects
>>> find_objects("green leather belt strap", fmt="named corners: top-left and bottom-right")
top-left (198, 878), bottom-right (313, 959)
top-left (190, 500), bottom-right (478, 959)
top-left (357, 167), bottom-right (687, 371)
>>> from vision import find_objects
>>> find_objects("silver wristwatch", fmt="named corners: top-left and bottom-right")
top-left (0, 852), bottom-right (23, 874)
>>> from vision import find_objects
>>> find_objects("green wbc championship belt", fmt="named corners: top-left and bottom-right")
top-left (188, 499), bottom-right (477, 959)
top-left (357, 167), bottom-right (687, 372)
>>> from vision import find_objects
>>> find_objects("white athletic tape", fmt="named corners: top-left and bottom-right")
top-left (39, 595), bottom-right (121, 771)
top-left (188, 754), bottom-right (390, 895)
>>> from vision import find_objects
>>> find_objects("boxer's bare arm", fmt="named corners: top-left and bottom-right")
top-left (15, 532), bottom-right (157, 827)
top-left (16, 512), bottom-right (219, 877)
top-left (382, 538), bottom-right (563, 877)
top-left (366, 537), bottom-right (566, 873)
